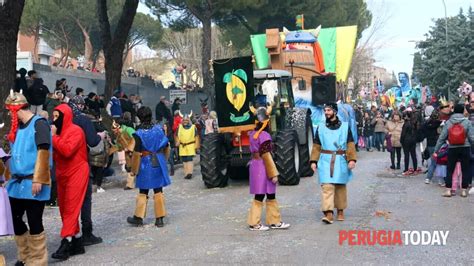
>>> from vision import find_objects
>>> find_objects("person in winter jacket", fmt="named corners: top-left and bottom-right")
top-left (412, 109), bottom-right (424, 174)
top-left (86, 111), bottom-right (111, 192)
top-left (363, 112), bottom-right (374, 151)
top-left (385, 112), bottom-right (404, 169)
top-left (423, 110), bottom-right (442, 183)
top-left (371, 111), bottom-right (386, 152)
top-left (434, 104), bottom-right (474, 197)
top-left (172, 110), bottom-right (182, 134)
top-left (14, 68), bottom-right (28, 93)
top-left (85, 92), bottom-right (102, 117)
top-left (400, 110), bottom-right (419, 175)
top-left (355, 106), bottom-right (364, 151)
top-left (68, 96), bottom-right (104, 246)
top-left (106, 90), bottom-right (122, 118)
top-left (155, 96), bottom-right (172, 126)
top-left (468, 100), bottom-right (474, 189)
top-left (43, 90), bottom-right (62, 120)
top-left (120, 95), bottom-right (135, 122)
top-left (171, 97), bottom-right (181, 115)
top-left (26, 73), bottom-right (50, 114)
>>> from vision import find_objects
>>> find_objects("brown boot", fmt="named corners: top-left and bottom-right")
top-left (27, 232), bottom-right (48, 266)
top-left (125, 173), bottom-right (135, 189)
top-left (337, 209), bottom-right (345, 221)
top-left (153, 192), bottom-right (167, 227)
top-left (14, 231), bottom-right (30, 265)
top-left (321, 211), bottom-right (334, 224)
top-left (127, 194), bottom-right (148, 226)
top-left (265, 200), bottom-right (281, 226)
top-left (248, 200), bottom-right (267, 230)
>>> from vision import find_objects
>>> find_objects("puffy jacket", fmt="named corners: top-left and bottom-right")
top-left (155, 101), bottom-right (172, 123)
top-left (88, 134), bottom-right (111, 168)
top-left (26, 78), bottom-right (50, 106)
top-left (108, 97), bottom-right (122, 117)
top-left (385, 120), bottom-right (404, 147)
top-left (434, 113), bottom-right (474, 152)
top-left (400, 120), bottom-right (418, 147)
top-left (371, 117), bottom-right (386, 133)
top-left (363, 117), bottom-right (374, 136)
top-left (43, 95), bottom-right (60, 119)
top-left (73, 114), bottom-right (101, 148)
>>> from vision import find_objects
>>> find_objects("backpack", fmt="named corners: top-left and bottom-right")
top-left (89, 139), bottom-right (105, 156)
top-left (448, 123), bottom-right (466, 145)
top-left (436, 145), bottom-right (449, 165)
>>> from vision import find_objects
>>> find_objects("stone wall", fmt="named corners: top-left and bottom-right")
top-left (33, 64), bottom-right (210, 118)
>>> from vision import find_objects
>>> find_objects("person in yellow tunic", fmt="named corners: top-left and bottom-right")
top-left (175, 112), bottom-right (199, 179)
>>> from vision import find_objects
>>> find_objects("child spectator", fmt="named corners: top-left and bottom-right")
top-left (434, 143), bottom-right (448, 187)
top-left (205, 111), bottom-right (218, 135)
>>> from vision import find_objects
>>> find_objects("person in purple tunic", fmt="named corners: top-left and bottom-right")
top-left (247, 104), bottom-right (290, 231)
top-left (0, 149), bottom-right (14, 237)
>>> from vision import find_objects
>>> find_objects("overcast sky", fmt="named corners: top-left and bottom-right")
top-left (363, 0), bottom-right (473, 76)
top-left (137, 1), bottom-right (473, 76)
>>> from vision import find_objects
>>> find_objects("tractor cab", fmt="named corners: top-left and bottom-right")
top-left (230, 70), bottom-right (296, 148)
top-left (253, 69), bottom-right (295, 133)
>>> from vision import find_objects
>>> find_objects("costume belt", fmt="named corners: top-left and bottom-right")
top-left (251, 153), bottom-right (261, 159)
top-left (320, 150), bottom-right (346, 178)
top-left (180, 141), bottom-right (195, 147)
top-left (141, 149), bottom-right (165, 168)
top-left (12, 175), bottom-right (33, 183)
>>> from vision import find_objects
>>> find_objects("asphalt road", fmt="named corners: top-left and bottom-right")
top-left (1, 151), bottom-right (473, 265)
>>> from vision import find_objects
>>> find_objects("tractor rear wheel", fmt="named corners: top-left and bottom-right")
top-left (200, 133), bottom-right (228, 188)
top-left (297, 115), bottom-right (314, 177)
top-left (275, 130), bottom-right (300, 185)
top-left (227, 166), bottom-right (249, 180)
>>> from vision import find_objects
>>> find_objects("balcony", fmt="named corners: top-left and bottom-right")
top-left (37, 38), bottom-right (54, 57)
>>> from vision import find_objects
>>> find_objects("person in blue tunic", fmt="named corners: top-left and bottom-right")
top-left (127, 106), bottom-right (171, 227)
top-left (310, 102), bottom-right (357, 224)
top-left (4, 90), bottom-right (52, 265)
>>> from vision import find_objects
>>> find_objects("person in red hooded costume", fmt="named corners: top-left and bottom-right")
top-left (50, 104), bottom-right (89, 261)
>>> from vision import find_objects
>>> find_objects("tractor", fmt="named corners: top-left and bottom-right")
top-left (200, 69), bottom-right (314, 188)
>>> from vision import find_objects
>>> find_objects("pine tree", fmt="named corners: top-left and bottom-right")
top-left (413, 7), bottom-right (473, 99)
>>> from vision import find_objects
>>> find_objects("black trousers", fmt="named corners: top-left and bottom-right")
top-left (47, 180), bottom-right (57, 205)
top-left (91, 166), bottom-right (104, 187)
top-left (390, 147), bottom-right (402, 167)
top-left (403, 145), bottom-right (417, 171)
top-left (81, 177), bottom-right (93, 234)
top-left (9, 197), bottom-right (45, 235)
top-left (139, 187), bottom-right (163, 195)
top-left (445, 147), bottom-right (472, 189)
top-left (254, 194), bottom-right (276, 202)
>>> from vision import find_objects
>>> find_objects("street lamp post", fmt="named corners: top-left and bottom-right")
top-left (441, 0), bottom-right (451, 99)
top-left (442, 0), bottom-right (448, 46)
